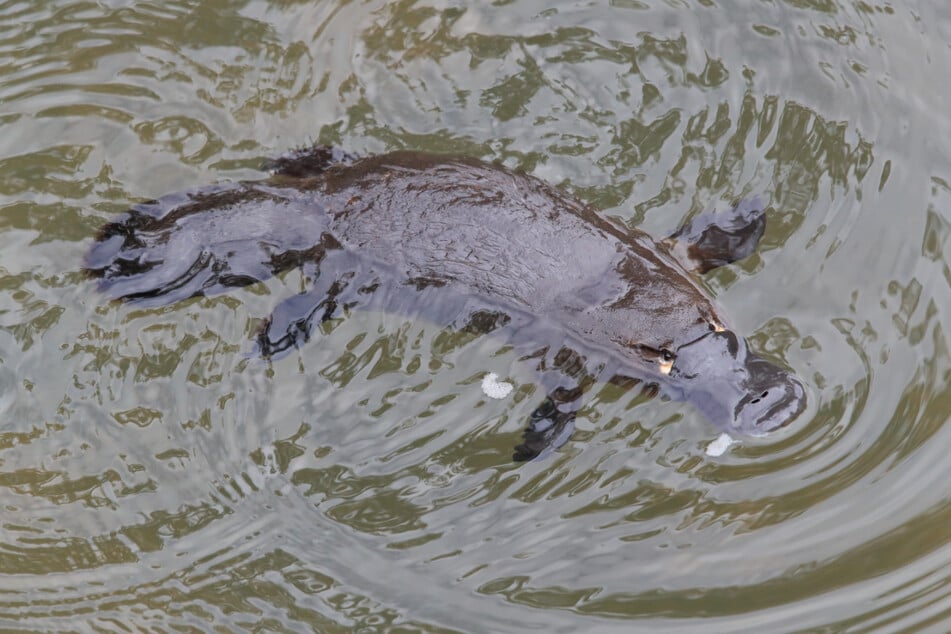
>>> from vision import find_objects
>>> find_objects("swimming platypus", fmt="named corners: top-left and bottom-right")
top-left (86, 147), bottom-right (806, 460)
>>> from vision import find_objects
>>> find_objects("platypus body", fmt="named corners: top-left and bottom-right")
top-left (86, 147), bottom-right (805, 460)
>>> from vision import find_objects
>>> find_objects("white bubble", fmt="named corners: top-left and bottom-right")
top-left (706, 433), bottom-right (737, 457)
top-left (481, 372), bottom-right (513, 399)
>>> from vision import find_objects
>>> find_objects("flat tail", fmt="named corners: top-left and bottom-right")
top-left (85, 182), bottom-right (330, 307)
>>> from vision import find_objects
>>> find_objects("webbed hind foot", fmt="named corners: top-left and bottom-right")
top-left (255, 249), bottom-right (372, 359)
top-left (256, 286), bottom-right (339, 358)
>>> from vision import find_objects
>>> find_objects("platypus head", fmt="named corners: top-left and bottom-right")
top-left (654, 328), bottom-right (806, 436)
top-left (562, 239), bottom-right (806, 437)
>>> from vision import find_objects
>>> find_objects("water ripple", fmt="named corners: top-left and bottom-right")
top-left (0, 0), bottom-right (949, 630)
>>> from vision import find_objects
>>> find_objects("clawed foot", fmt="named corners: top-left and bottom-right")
top-left (513, 397), bottom-right (577, 462)
top-left (666, 197), bottom-right (767, 274)
top-left (256, 296), bottom-right (337, 358)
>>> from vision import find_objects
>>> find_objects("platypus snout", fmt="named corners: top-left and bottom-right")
top-left (671, 330), bottom-right (806, 436)
top-left (732, 354), bottom-right (807, 434)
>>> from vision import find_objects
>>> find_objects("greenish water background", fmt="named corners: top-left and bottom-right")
top-left (1, 0), bottom-right (950, 631)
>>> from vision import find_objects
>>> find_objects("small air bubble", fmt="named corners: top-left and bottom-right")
top-left (706, 433), bottom-right (737, 457)
top-left (481, 372), bottom-right (513, 399)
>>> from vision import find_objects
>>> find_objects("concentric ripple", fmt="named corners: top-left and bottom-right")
top-left (0, 0), bottom-right (950, 631)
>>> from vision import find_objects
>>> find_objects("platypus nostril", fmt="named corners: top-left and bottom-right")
top-left (742, 380), bottom-right (806, 434)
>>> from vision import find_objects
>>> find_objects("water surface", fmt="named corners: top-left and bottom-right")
top-left (1, 0), bottom-right (950, 631)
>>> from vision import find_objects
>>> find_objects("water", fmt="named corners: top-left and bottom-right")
top-left (1, 0), bottom-right (950, 631)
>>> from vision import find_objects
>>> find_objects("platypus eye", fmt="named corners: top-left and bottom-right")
top-left (629, 343), bottom-right (676, 374)
top-left (658, 349), bottom-right (675, 375)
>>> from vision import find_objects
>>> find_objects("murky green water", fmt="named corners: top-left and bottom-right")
top-left (1, 0), bottom-right (950, 631)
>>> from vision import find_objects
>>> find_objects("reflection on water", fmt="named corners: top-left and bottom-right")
top-left (1, 0), bottom-right (951, 630)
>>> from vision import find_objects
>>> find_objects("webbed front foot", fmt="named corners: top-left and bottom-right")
top-left (513, 387), bottom-right (583, 462)
top-left (265, 145), bottom-right (359, 179)
top-left (666, 197), bottom-right (766, 274)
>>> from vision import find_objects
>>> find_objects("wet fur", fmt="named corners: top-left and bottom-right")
top-left (86, 147), bottom-right (803, 459)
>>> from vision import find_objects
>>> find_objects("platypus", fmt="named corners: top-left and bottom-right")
top-left (86, 147), bottom-right (806, 460)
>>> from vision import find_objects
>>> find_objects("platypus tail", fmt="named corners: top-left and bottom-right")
top-left (85, 146), bottom-right (352, 307)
